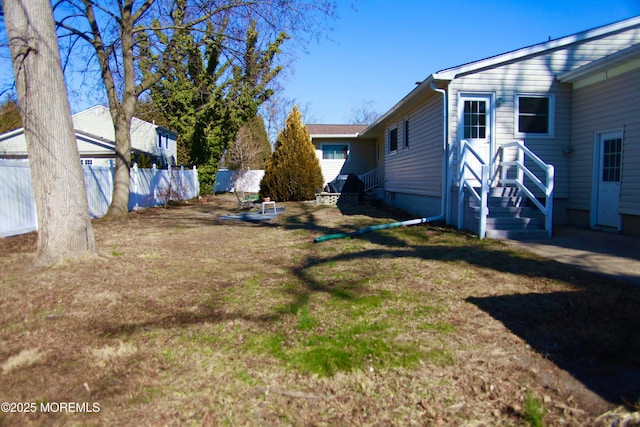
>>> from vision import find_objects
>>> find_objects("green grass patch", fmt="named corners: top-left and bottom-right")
top-left (523, 391), bottom-right (547, 427)
top-left (250, 320), bottom-right (424, 377)
top-left (418, 321), bottom-right (456, 334)
top-left (287, 323), bottom-right (422, 376)
top-left (297, 306), bottom-right (318, 331)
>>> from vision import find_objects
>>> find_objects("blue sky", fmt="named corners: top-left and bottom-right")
top-left (285, 0), bottom-right (640, 124)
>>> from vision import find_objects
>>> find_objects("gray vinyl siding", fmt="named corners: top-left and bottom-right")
top-left (384, 93), bottom-right (443, 197)
top-left (345, 139), bottom-right (377, 175)
top-left (570, 69), bottom-right (640, 215)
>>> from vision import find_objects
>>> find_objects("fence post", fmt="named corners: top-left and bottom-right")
top-left (193, 165), bottom-right (199, 197)
top-left (152, 163), bottom-right (158, 205)
top-left (131, 163), bottom-right (139, 211)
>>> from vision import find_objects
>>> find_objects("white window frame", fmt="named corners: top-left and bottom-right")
top-left (321, 143), bottom-right (350, 160)
top-left (514, 93), bottom-right (555, 139)
top-left (388, 126), bottom-right (398, 154)
top-left (403, 118), bottom-right (409, 149)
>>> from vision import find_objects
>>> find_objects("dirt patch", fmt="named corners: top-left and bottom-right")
top-left (0, 194), bottom-right (638, 426)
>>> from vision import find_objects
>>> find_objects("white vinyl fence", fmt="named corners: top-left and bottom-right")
top-left (0, 160), bottom-right (199, 237)
top-left (214, 169), bottom-right (264, 193)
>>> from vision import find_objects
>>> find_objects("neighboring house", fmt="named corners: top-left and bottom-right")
top-left (72, 105), bottom-right (178, 167)
top-left (0, 105), bottom-right (178, 167)
top-left (0, 127), bottom-right (149, 167)
top-left (334, 15), bottom-right (640, 238)
top-left (307, 124), bottom-right (378, 189)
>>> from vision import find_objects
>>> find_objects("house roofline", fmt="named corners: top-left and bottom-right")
top-left (0, 127), bottom-right (25, 142)
top-left (359, 15), bottom-right (640, 138)
top-left (433, 15), bottom-right (640, 80)
top-left (360, 75), bottom-right (441, 138)
top-left (311, 133), bottom-right (362, 138)
top-left (557, 42), bottom-right (640, 82)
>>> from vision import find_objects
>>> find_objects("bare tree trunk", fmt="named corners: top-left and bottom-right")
top-left (102, 108), bottom-right (132, 220)
top-left (4, 0), bottom-right (97, 266)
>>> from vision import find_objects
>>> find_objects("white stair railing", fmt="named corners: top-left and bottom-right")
top-left (458, 140), bottom-right (490, 239)
top-left (499, 141), bottom-right (554, 238)
top-left (359, 167), bottom-right (381, 192)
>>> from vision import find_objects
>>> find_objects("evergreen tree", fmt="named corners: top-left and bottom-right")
top-left (150, 21), bottom-right (287, 194)
top-left (260, 105), bottom-right (324, 201)
top-left (226, 115), bottom-right (271, 170)
top-left (0, 97), bottom-right (22, 134)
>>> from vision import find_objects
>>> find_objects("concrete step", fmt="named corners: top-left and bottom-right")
top-left (488, 186), bottom-right (521, 198)
top-left (486, 228), bottom-right (549, 240)
top-left (464, 185), bottom-right (550, 239)
top-left (488, 217), bottom-right (543, 230)
top-left (469, 196), bottom-right (525, 208)
top-left (468, 205), bottom-right (540, 217)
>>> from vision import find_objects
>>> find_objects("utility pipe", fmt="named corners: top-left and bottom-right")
top-left (314, 83), bottom-right (450, 244)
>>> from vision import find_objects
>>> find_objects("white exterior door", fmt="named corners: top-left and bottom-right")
top-left (593, 131), bottom-right (623, 229)
top-left (458, 94), bottom-right (493, 184)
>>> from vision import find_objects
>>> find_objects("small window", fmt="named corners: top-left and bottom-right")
top-left (389, 127), bottom-right (398, 152)
top-left (81, 159), bottom-right (93, 166)
top-left (403, 119), bottom-right (409, 149)
top-left (322, 144), bottom-right (348, 160)
top-left (165, 135), bottom-right (169, 150)
top-left (516, 95), bottom-right (554, 137)
top-left (602, 137), bottom-right (623, 182)
top-left (463, 100), bottom-right (487, 139)
top-left (157, 133), bottom-right (163, 149)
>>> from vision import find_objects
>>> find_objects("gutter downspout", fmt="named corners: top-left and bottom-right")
top-left (313, 82), bottom-right (449, 244)
top-left (430, 81), bottom-right (449, 225)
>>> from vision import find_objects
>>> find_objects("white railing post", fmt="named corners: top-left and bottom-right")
top-left (500, 146), bottom-right (507, 185)
top-left (358, 167), bottom-right (380, 192)
top-left (479, 164), bottom-right (489, 239)
top-left (546, 165), bottom-right (554, 238)
top-left (457, 141), bottom-right (466, 230)
top-left (517, 144), bottom-right (524, 186)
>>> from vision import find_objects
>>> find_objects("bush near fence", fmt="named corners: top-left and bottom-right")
top-left (0, 160), bottom-right (199, 237)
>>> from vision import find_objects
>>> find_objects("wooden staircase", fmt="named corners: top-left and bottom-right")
top-left (465, 186), bottom-right (548, 240)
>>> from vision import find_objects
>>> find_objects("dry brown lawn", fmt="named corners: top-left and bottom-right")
top-left (0, 194), bottom-right (639, 426)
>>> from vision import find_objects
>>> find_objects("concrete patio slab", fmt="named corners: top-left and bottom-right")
top-left (503, 226), bottom-right (640, 286)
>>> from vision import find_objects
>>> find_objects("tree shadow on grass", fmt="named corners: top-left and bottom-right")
top-left (298, 225), bottom-right (640, 406)
top-left (94, 199), bottom-right (640, 406)
top-left (467, 289), bottom-right (640, 406)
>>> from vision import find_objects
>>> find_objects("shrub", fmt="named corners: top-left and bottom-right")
top-left (260, 105), bottom-right (323, 201)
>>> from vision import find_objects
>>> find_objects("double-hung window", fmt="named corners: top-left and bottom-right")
top-left (515, 94), bottom-right (554, 138)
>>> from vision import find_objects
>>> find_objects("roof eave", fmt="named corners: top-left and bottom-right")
top-left (360, 75), bottom-right (442, 138)
top-left (435, 15), bottom-right (640, 80)
top-left (310, 133), bottom-right (362, 139)
top-left (557, 43), bottom-right (640, 82)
